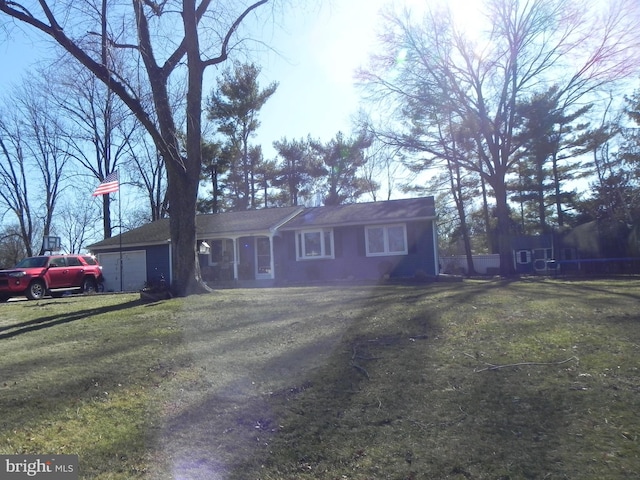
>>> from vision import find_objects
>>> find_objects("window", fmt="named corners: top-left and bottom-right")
top-left (534, 248), bottom-right (552, 260)
top-left (516, 250), bottom-right (531, 264)
top-left (82, 255), bottom-right (98, 265)
top-left (296, 229), bottom-right (334, 260)
top-left (365, 224), bottom-right (408, 256)
top-left (48, 257), bottom-right (67, 267)
top-left (211, 239), bottom-right (234, 264)
top-left (67, 256), bottom-right (82, 266)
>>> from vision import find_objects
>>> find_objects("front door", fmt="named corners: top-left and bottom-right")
top-left (533, 248), bottom-right (553, 273)
top-left (255, 236), bottom-right (272, 279)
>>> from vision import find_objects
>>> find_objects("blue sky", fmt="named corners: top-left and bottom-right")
top-left (0, 1), bottom-right (391, 158)
top-left (0, 1), bottom-right (479, 155)
top-left (253, 1), bottom-right (388, 155)
top-left (0, 27), bottom-right (41, 88)
top-left (0, 0), bottom-right (475, 197)
top-left (253, 0), bottom-right (474, 157)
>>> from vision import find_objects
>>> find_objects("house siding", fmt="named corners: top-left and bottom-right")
top-left (277, 220), bottom-right (436, 283)
top-left (89, 197), bottom-right (439, 288)
top-left (394, 220), bottom-right (436, 277)
top-left (145, 244), bottom-right (171, 285)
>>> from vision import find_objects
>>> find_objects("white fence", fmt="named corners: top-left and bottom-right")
top-left (440, 254), bottom-right (501, 275)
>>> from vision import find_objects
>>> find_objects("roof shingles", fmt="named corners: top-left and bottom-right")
top-left (89, 197), bottom-right (435, 250)
top-left (280, 197), bottom-right (436, 230)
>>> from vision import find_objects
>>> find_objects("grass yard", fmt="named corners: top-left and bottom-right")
top-left (1, 278), bottom-right (640, 479)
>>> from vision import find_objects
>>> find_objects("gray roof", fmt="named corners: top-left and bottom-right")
top-left (196, 206), bottom-right (303, 236)
top-left (279, 197), bottom-right (436, 230)
top-left (89, 206), bottom-right (302, 250)
top-left (88, 197), bottom-right (435, 250)
top-left (90, 218), bottom-right (172, 249)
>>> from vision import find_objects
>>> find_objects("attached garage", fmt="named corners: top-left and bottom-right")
top-left (88, 218), bottom-right (172, 291)
top-left (97, 250), bottom-right (147, 292)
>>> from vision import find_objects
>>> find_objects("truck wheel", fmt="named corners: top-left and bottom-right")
top-left (82, 277), bottom-right (97, 294)
top-left (26, 280), bottom-right (46, 300)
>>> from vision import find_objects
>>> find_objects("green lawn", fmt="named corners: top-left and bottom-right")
top-left (1, 279), bottom-right (640, 479)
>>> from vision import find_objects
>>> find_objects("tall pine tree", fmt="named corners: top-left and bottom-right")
top-left (207, 63), bottom-right (277, 210)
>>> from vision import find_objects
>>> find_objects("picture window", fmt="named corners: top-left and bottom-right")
top-left (296, 229), bottom-right (334, 260)
top-left (365, 224), bottom-right (408, 256)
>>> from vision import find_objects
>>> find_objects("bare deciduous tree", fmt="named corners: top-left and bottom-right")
top-left (18, 80), bottom-right (71, 254)
top-left (52, 61), bottom-right (136, 239)
top-left (0, 115), bottom-right (36, 256)
top-left (0, 224), bottom-right (28, 267)
top-left (58, 197), bottom-right (102, 254)
top-left (0, 0), bottom-right (271, 295)
top-left (0, 79), bottom-right (70, 257)
top-left (361, 0), bottom-right (640, 274)
top-left (124, 131), bottom-right (168, 222)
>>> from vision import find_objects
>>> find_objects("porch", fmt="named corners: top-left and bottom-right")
top-left (199, 235), bottom-right (278, 284)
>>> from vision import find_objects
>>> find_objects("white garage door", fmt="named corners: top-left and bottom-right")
top-left (97, 250), bottom-right (147, 292)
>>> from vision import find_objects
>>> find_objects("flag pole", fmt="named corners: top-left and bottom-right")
top-left (92, 171), bottom-right (121, 291)
top-left (118, 183), bottom-right (123, 292)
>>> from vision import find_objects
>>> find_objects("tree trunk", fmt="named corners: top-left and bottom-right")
top-left (493, 181), bottom-right (515, 276)
top-left (478, 160), bottom-right (492, 252)
top-left (212, 163), bottom-right (219, 213)
top-left (166, 162), bottom-right (205, 296)
top-left (460, 212), bottom-right (476, 276)
top-left (551, 151), bottom-right (564, 227)
top-left (536, 154), bottom-right (547, 233)
top-left (448, 159), bottom-right (476, 275)
top-left (170, 0), bottom-right (207, 296)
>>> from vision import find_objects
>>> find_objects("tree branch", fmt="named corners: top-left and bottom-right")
top-left (464, 353), bottom-right (579, 373)
top-left (203, 0), bottom-right (269, 68)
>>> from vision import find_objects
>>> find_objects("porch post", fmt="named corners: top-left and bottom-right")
top-left (232, 237), bottom-right (239, 280)
top-left (269, 234), bottom-right (275, 279)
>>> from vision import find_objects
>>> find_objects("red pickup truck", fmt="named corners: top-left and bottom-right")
top-left (0, 254), bottom-right (104, 301)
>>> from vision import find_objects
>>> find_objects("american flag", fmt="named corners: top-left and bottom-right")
top-left (92, 171), bottom-right (119, 196)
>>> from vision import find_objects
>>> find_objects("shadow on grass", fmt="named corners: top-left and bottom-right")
top-left (458, 368), bottom-right (569, 478)
top-left (5, 280), bottom-right (639, 478)
top-left (147, 280), bottom-right (638, 479)
top-left (558, 277), bottom-right (640, 302)
top-left (0, 295), bottom-right (191, 478)
top-left (146, 285), bottom-right (451, 479)
top-left (0, 298), bottom-right (143, 339)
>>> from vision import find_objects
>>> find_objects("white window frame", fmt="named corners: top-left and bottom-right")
top-left (209, 238), bottom-right (234, 264)
top-left (516, 250), bottom-right (531, 264)
top-left (295, 228), bottom-right (335, 260)
top-left (365, 224), bottom-right (408, 257)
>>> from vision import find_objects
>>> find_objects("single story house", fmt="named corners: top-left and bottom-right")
top-left (88, 196), bottom-right (438, 291)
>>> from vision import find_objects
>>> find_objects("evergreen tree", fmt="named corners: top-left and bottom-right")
top-left (256, 156), bottom-right (278, 208)
top-left (197, 141), bottom-right (228, 213)
top-left (311, 132), bottom-right (372, 206)
top-left (207, 63), bottom-right (277, 210)
top-left (272, 137), bottom-right (324, 206)
top-left (512, 87), bottom-right (593, 233)
top-left (620, 89), bottom-right (640, 177)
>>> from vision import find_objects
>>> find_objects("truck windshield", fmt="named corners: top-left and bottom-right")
top-left (15, 257), bottom-right (49, 268)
